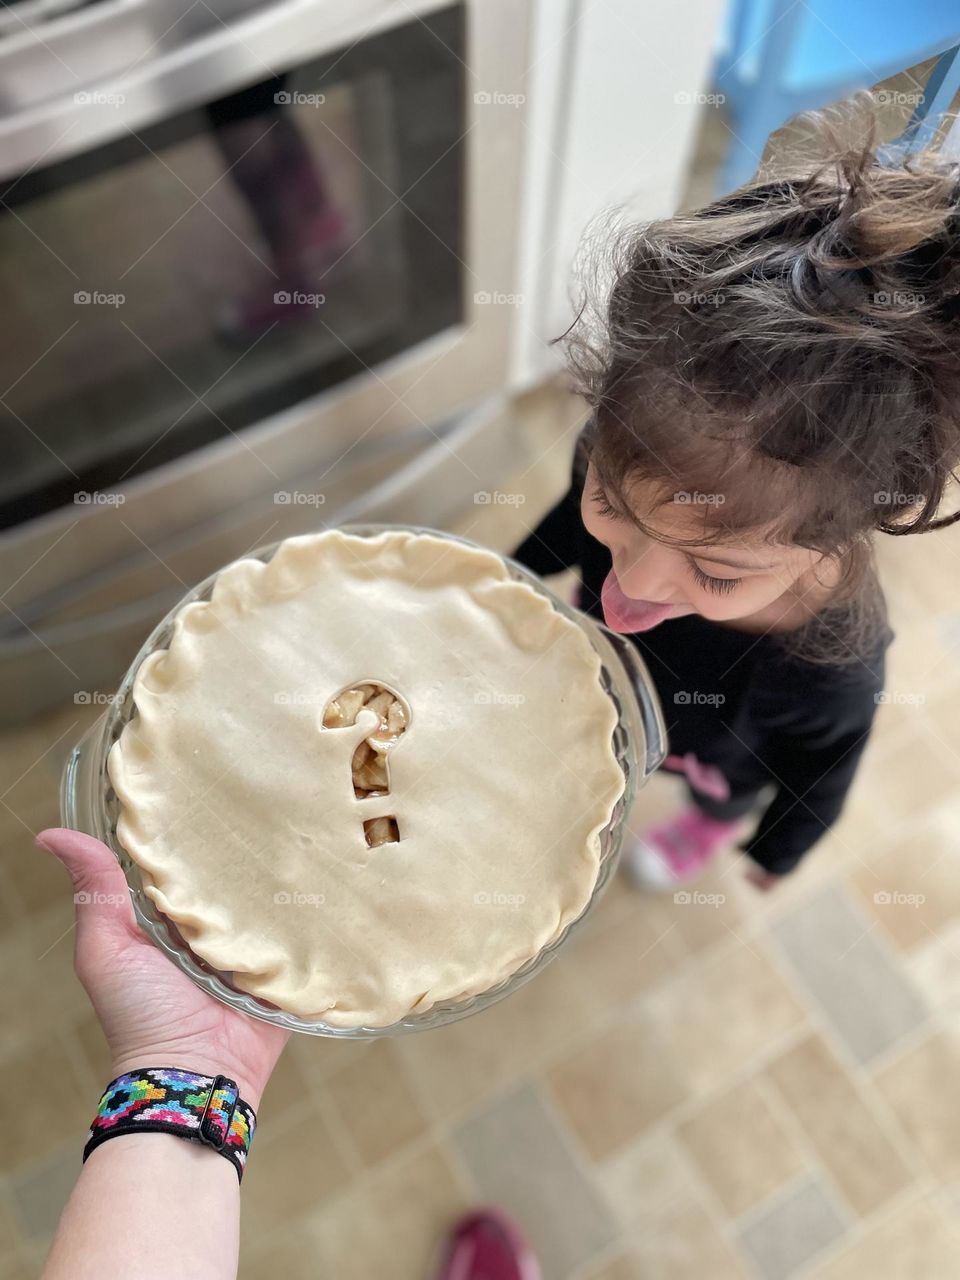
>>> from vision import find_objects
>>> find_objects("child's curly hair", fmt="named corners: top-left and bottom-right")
top-left (560, 99), bottom-right (960, 665)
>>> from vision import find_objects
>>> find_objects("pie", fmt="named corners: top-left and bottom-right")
top-left (107, 528), bottom-right (626, 1027)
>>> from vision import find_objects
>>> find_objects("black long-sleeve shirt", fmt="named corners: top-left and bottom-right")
top-left (510, 432), bottom-right (893, 875)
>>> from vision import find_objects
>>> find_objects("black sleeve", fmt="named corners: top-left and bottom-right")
top-left (509, 484), bottom-right (583, 576)
top-left (509, 420), bottom-right (591, 576)
top-left (739, 715), bottom-right (876, 874)
top-left (738, 652), bottom-right (887, 875)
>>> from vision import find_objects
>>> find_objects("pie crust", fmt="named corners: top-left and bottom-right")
top-left (107, 529), bottom-right (626, 1027)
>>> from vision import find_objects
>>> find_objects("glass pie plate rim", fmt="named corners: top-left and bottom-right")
top-left (60, 521), bottom-right (661, 1038)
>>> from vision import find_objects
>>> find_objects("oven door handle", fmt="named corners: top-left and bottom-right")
top-left (0, 0), bottom-right (448, 181)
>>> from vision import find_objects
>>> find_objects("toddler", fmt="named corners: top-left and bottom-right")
top-left (513, 114), bottom-right (960, 891)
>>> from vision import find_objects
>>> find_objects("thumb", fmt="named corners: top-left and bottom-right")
top-left (36, 828), bottom-right (138, 950)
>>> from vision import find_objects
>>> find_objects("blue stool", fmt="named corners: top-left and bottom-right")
top-left (713, 0), bottom-right (960, 192)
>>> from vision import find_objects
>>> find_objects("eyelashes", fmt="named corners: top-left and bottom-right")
top-left (589, 482), bottom-right (622, 521)
top-left (588, 480), bottom-right (742, 596)
top-left (689, 563), bottom-right (742, 596)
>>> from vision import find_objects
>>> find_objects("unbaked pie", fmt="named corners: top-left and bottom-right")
top-left (107, 528), bottom-right (626, 1027)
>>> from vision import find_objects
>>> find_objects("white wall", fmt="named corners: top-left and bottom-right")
top-left (511, 0), bottom-right (729, 389)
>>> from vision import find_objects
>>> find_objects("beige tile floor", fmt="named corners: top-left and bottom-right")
top-left (2, 379), bottom-right (960, 1280)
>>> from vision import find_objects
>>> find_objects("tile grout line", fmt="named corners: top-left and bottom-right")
top-left (533, 1075), bottom-right (638, 1280)
top-left (749, 1073), bottom-right (849, 1222)
top-left (757, 890), bottom-right (941, 1197)
top-left (788, 1182), bottom-right (939, 1280)
top-left (662, 1134), bottom-right (767, 1279)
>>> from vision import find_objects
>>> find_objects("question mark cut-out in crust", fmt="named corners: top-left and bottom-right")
top-left (321, 681), bottom-right (410, 847)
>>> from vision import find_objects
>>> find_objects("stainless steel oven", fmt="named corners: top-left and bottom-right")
top-left (0, 0), bottom-right (529, 722)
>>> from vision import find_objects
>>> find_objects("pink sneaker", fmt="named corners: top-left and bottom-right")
top-left (431, 1208), bottom-right (542, 1280)
top-left (621, 805), bottom-right (749, 892)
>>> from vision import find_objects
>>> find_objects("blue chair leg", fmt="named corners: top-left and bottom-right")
top-left (715, 0), bottom-right (808, 195)
top-left (881, 43), bottom-right (960, 157)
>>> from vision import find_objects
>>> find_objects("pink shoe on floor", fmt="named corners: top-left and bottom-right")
top-left (431, 1208), bottom-right (542, 1280)
top-left (621, 805), bottom-right (749, 892)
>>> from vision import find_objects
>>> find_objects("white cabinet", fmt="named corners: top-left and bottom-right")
top-left (512, 0), bottom-right (728, 388)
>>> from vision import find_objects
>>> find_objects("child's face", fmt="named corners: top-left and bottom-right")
top-left (582, 459), bottom-right (832, 633)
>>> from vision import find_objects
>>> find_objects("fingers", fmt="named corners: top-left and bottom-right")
top-left (35, 828), bottom-right (137, 950)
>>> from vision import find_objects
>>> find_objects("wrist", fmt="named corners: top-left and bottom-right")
top-left (84, 1127), bottom-right (240, 1182)
top-left (89, 1066), bottom-right (258, 1183)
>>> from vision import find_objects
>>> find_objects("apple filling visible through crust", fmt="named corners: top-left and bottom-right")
top-left (322, 683), bottom-right (408, 847)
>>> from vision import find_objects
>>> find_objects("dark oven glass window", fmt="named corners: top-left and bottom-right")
top-left (1, 4), bottom-right (465, 528)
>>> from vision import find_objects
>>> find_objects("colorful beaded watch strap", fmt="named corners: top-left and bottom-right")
top-left (83, 1068), bottom-right (257, 1182)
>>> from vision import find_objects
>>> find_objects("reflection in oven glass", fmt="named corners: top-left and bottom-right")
top-left (0, 6), bottom-right (464, 527)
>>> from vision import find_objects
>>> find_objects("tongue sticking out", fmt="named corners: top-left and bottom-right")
top-left (600, 569), bottom-right (676, 634)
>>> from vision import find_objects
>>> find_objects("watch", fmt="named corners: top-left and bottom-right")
top-left (83, 1067), bottom-right (257, 1181)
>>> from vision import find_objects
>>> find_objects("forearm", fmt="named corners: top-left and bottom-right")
top-left (43, 1132), bottom-right (240, 1280)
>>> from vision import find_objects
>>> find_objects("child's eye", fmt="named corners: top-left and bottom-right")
top-left (589, 481), bottom-right (623, 521)
top-left (690, 563), bottom-right (741, 595)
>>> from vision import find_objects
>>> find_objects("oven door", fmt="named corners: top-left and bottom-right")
top-left (0, 0), bottom-right (529, 722)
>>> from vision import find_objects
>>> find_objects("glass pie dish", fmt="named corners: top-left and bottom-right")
top-left (60, 522), bottom-right (668, 1037)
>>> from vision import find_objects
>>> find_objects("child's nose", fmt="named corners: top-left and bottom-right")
top-left (615, 549), bottom-right (678, 604)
